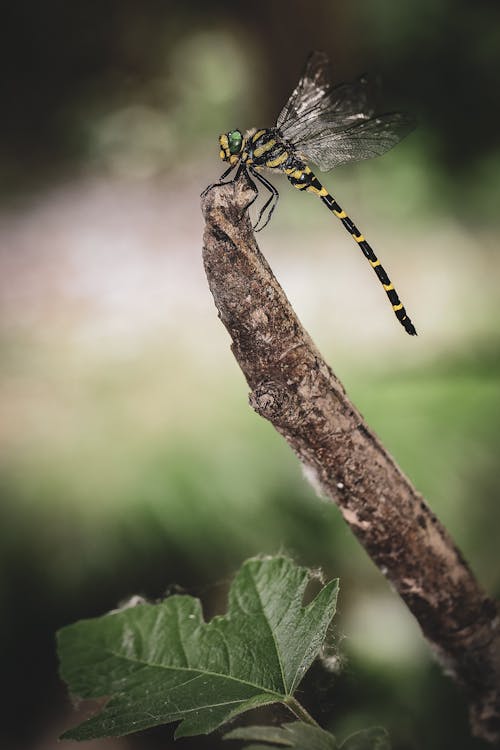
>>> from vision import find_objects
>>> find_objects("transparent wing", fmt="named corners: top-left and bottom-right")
top-left (277, 51), bottom-right (414, 171)
top-left (277, 51), bottom-right (375, 142)
top-left (298, 113), bottom-right (415, 171)
top-left (276, 51), bottom-right (336, 131)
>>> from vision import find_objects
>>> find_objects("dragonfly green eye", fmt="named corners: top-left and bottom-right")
top-left (228, 130), bottom-right (243, 155)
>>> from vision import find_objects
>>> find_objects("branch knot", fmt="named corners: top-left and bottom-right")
top-left (249, 381), bottom-right (292, 421)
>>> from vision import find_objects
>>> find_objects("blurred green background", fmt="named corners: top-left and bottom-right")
top-left (1, 1), bottom-right (499, 749)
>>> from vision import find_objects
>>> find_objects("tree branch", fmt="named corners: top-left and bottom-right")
top-left (201, 172), bottom-right (500, 744)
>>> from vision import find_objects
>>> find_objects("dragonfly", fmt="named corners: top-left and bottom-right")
top-left (211, 51), bottom-right (417, 335)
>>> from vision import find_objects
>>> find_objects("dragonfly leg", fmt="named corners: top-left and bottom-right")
top-left (249, 168), bottom-right (280, 232)
top-left (200, 164), bottom-right (239, 197)
top-left (241, 164), bottom-right (259, 210)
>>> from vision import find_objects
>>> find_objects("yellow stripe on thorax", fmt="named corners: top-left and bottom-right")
top-left (265, 151), bottom-right (288, 168)
top-left (254, 139), bottom-right (276, 158)
top-left (252, 130), bottom-right (266, 142)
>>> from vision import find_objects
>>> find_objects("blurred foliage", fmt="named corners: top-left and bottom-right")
top-left (1, 2), bottom-right (499, 749)
top-left (1, 0), bottom-right (500, 206)
top-left (1, 335), bottom-right (498, 749)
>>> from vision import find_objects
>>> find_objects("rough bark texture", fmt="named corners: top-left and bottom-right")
top-left (201, 172), bottom-right (500, 744)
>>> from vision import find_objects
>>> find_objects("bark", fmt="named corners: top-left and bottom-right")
top-left (200, 172), bottom-right (500, 744)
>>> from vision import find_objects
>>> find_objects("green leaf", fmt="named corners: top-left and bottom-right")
top-left (224, 721), bottom-right (337, 749)
top-left (224, 723), bottom-right (390, 750)
top-left (57, 556), bottom-right (338, 740)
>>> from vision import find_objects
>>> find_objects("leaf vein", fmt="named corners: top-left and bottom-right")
top-left (104, 646), bottom-right (283, 697)
top-left (246, 570), bottom-right (288, 694)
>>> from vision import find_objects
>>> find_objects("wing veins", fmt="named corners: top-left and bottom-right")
top-left (276, 52), bottom-right (414, 172)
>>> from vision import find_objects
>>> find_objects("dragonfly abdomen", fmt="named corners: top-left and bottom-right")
top-left (285, 162), bottom-right (417, 335)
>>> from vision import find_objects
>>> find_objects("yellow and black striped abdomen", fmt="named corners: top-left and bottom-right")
top-left (284, 162), bottom-right (417, 335)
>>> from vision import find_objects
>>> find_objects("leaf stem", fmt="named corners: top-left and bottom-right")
top-left (284, 696), bottom-right (320, 727)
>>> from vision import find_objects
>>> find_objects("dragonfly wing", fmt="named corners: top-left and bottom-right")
top-left (276, 51), bottom-right (332, 132)
top-left (277, 51), bottom-right (414, 171)
top-left (277, 51), bottom-right (376, 143)
top-left (296, 113), bottom-right (415, 171)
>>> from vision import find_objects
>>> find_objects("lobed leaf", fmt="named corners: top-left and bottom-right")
top-left (58, 556), bottom-right (339, 740)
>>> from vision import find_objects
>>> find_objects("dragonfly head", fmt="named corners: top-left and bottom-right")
top-left (219, 129), bottom-right (243, 165)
